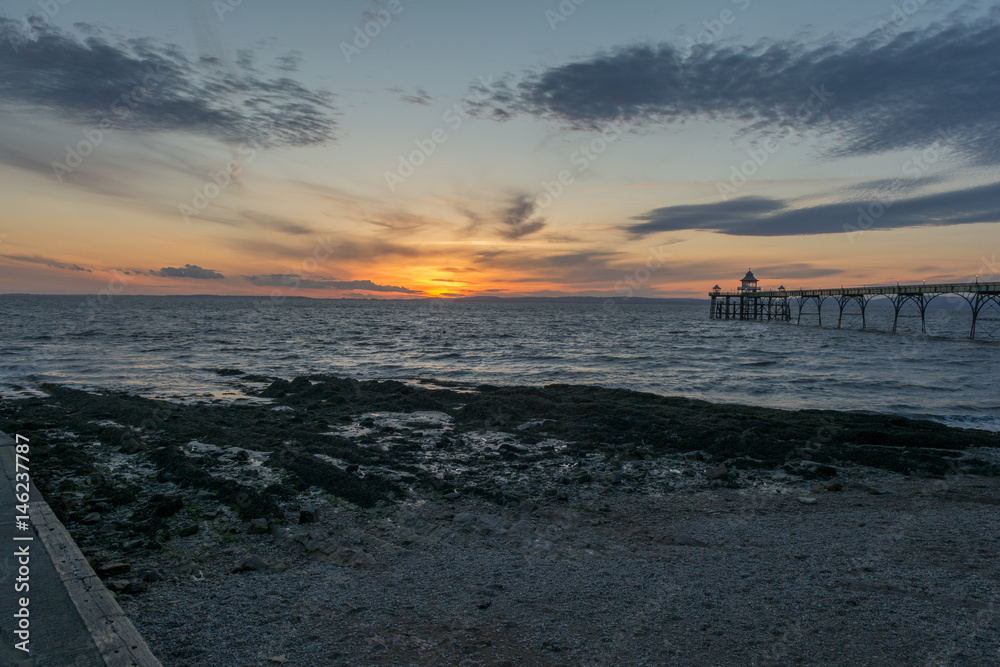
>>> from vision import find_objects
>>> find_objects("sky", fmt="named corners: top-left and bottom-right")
top-left (0, 0), bottom-right (999, 298)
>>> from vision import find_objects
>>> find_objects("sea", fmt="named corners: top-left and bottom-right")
top-left (1, 294), bottom-right (998, 431)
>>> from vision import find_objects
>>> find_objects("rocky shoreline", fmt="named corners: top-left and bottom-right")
top-left (2, 374), bottom-right (999, 665)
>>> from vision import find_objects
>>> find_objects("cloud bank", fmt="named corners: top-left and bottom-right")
top-left (628, 181), bottom-right (1000, 237)
top-left (157, 264), bottom-right (225, 279)
top-left (473, 15), bottom-right (1000, 164)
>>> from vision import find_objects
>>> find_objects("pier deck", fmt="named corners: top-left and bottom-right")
top-left (708, 281), bottom-right (1000, 338)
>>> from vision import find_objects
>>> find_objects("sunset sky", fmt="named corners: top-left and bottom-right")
top-left (1, 0), bottom-right (999, 298)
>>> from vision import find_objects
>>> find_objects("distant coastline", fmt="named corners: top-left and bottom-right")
top-left (0, 293), bottom-right (709, 304)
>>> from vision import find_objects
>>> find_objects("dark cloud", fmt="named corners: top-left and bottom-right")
top-left (400, 88), bottom-right (433, 106)
top-left (157, 264), bottom-right (225, 279)
top-left (1, 254), bottom-right (91, 272)
top-left (472, 15), bottom-right (1000, 164)
top-left (628, 181), bottom-right (1000, 237)
top-left (275, 52), bottom-right (302, 72)
top-left (0, 17), bottom-right (336, 148)
top-left (499, 194), bottom-right (547, 239)
top-left (245, 274), bottom-right (419, 293)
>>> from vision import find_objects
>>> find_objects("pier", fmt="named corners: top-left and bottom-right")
top-left (709, 270), bottom-right (1000, 339)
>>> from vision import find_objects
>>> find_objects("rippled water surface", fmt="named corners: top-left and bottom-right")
top-left (1, 295), bottom-right (998, 429)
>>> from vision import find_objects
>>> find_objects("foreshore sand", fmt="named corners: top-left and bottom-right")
top-left (2, 374), bottom-right (998, 666)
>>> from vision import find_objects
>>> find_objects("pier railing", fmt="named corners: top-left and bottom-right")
top-left (708, 281), bottom-right (1000, 338)
top-left (711, 281), bottom-right (1000, 298)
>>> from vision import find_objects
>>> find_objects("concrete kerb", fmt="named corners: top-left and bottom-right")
top-left (0, 430), bottom-right (163, 666)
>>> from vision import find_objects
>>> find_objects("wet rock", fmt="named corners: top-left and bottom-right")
top-left (107, 580), bottom-right (130, 593)
top-left (517, 500), bottom-right (538, 514)
top-left (556, 489), bottom-right (569, 501)
top-left (443, 492), bottom-right (461, 500)
top-left (233, 554), bottom-right (270, 572)
top-left (327, 546), bottom-right (375, 569)
top-left (82, 512), bottom-right (102, 525)
top-left (453, 512), bottom-right (475, 524)
top-left (706, 464), bottom-right (729, 481)
top-left (798, 496), bottom-right (818, 505)
top-left (119, 432), bottom-right (146, 454)
top-left (121, 579), bottom-right (147, 595)
top-left (664, 535), bottom-right (711, 547)
top-left (248, 518), bottom-right (270, 534)
top-left (299, 505), bottom-right (320, 524)
top-left (176, 523), bottom-right (199, 537)
top-left (825, 479), bottom-right (844, 492)
top-left (790, 461), bottom-right (839, 480)
top-left (98, 562), bottom-right (131, 577)
top-left (609, 470), bottom-right (623, 485)
top-left (155, 471), bottom-right (176, 483)
top-left (153, 495), bottom-right (184, 518)
top-left (139, 569), bottom-right (162, 582)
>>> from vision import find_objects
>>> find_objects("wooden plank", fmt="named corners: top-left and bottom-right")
top-left (0, 430), bottom-right (162, 666)
top-left (31, 496), bottom-right (163, 666)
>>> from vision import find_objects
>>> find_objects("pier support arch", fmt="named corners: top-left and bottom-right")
top-left (796, 295), bottom-right (829, 326)
top-left (890, 293), bottom-right (937, 334)
top-left (836, 294), bottom-right (872, 329)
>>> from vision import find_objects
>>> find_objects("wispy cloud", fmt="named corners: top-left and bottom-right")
top-left (472, 13), bottom-right (1000, 164)
top-left (245, 274), bottom-right (419, 293)
top-left (1, 253), bottom-right (91, 272)
top-left (498, 194), bottom-right (546, 239)
top-left (400, 88), bottom-right (434, 106)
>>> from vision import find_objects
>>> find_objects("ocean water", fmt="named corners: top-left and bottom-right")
top-left (1, 295), bottom-right (998, 430)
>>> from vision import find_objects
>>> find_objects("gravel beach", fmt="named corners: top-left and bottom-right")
top-left (2, 374), bottom-right (998, 666)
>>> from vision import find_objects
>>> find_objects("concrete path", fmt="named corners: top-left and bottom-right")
top-left (0, 430), bottom-right (161, 666)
